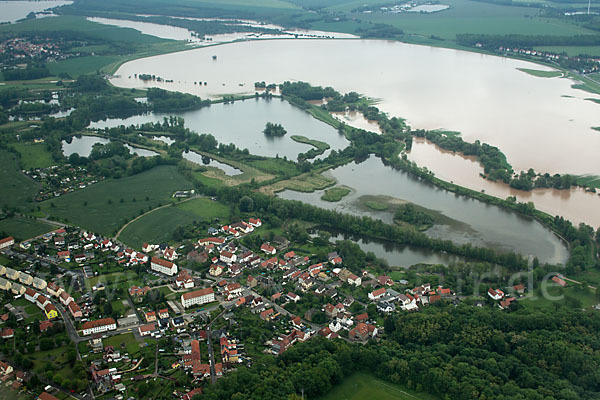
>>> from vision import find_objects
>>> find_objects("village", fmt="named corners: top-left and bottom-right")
top-left (0, 212), bottom-right (562, 399)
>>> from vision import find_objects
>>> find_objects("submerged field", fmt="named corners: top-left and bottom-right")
top-left (39, 166), bottom-right (193, 236)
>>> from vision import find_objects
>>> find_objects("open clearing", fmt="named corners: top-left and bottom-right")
top-left (318, 372), bottom-right (438, 400)
top-left (12, 142), bottom-right (55, 169)
top-left (0, 150), bottom-right (39, 209)
top-left (0, 217), bottom-right (55, 240)
top-left (119, 197), bottom-right (230, 248)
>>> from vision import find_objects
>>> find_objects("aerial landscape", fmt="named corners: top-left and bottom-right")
top-left (0, 0), bottom-right (600, 399)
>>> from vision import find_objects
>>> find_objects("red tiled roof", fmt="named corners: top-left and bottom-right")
top-left (81, 318), bottom-right (115, 331)
top-left (182, 287), bottom-right (214, 300)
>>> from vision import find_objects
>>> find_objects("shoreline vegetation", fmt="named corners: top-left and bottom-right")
top-left (321, 186), bottom-right (351, 202)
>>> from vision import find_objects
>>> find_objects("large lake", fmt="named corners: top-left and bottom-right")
top-left (0, 1), bottom-right (72, 23)
top-left (279, 156), bottom-right (568, 266)
top-left (111, 39), bottom-right (600, 177)
top-left (110, 38), bottom-right (600, 228)
top-left (89, 99), bottom-right (349, 160)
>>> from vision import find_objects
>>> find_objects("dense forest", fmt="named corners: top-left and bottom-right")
top-left (202, 305), bottom-right (600, 400)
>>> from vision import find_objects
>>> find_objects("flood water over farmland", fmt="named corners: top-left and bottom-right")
top-left (110, 39), bottom-right (600, 228)
top-left (111, 39), bottom-right (600, 176)
top-left (279, 156), bottom-right (568, 265)
top-left (0, 1), bottom-right (72, 23)
top-left (406, 138), bottom-right (600, 228)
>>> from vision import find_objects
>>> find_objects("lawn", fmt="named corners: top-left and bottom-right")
top-left (103, 333), bottom-right (143, 357)
top-left (119, 197), bottom-right (230, 248)
top-left (40, 166), bottom-right (193, 236)
top-left (319, 372), bottom-right (439, 400)
top-left (11, 142), bottom-right (55, 169)
top-left (0, 149), bottom-right (39, 209)
top-left (0, 217), bottom-right (55, 241)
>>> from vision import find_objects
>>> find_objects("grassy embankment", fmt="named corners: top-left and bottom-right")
top-left (517, 68), bottom-right (563, 78)
top-left (39, 166), bottom-right (193, 236)
top-left (291, 135), bottom-right (330, 152)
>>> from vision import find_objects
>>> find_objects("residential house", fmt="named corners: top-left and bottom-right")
top-left (488, 288), bottom-right (504, 301)
top-left (44, 304), bottom-right (58, 319)
top-left (1, 328), bottom-right (14, 339)
top-left (368, 287), bottom-right (386, 301)
top-left (0, 278), bottom-right (10, 292)
top-left (349, 322), bottom-right (378, 341)
top-left (145, 311), bottom-right (156, 322)
top-left (260, 308), bottom-right (274, 321)
top-left (11, 282), bottom-right (26, 295)
top-left (68, 302), bottom-right (82, 318)
top-left (347, 274), bottom-right (361, 286)
top-left (39, 320), bottom-right (54, 332)
top-left (59, 291), bottom-right (73, 306)
top-left (260, 243), bottom-right (276, 255)
top-left (176, 270), bottom-right (194, 289)
top-left (139, 323), bottom-right (156, 337)
top-left (32, 277), bottom-right (47, 290)
top-left (209, 264), bottom-right (224, 277)
top-left (19, 273), bottom-right (33, 285)
top-left (219, 251), bottom-right (237, 265)
top-left (247, 275), bottom-right (257, 288)
top-left (225, 283), bottom-right (242, 300)
top-left (287, 292), bottom-right (300, 303)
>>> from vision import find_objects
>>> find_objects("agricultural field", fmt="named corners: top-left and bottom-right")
top-left (0, 217), bottom-right (55, 241)
top-left (318, 372), bottom-right (439, 400)
top-left (47, 55), bottom-right (122, 77)
top-left (315, 0), bottom-right (596, 41)
top-left (11, 142), bottom-right (55, 170)
top-left (119, 196), bottom-right (231, 248)
top-left (39, 166), bottom-right (193, 236)
top-left (0, 149), bottom-right (39, 209)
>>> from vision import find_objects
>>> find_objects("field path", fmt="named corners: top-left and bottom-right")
top-left (114, 195), bottom-right (201, 242)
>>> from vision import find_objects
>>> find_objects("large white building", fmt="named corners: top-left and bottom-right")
top-left (0, 237), bottom-right (14, 250)
top-left (181, 288), bottom-right (215, 308)
top-left (81, 318), bottom-right (117, 336)
top-left (151, 257), bottom-right (178, 276)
